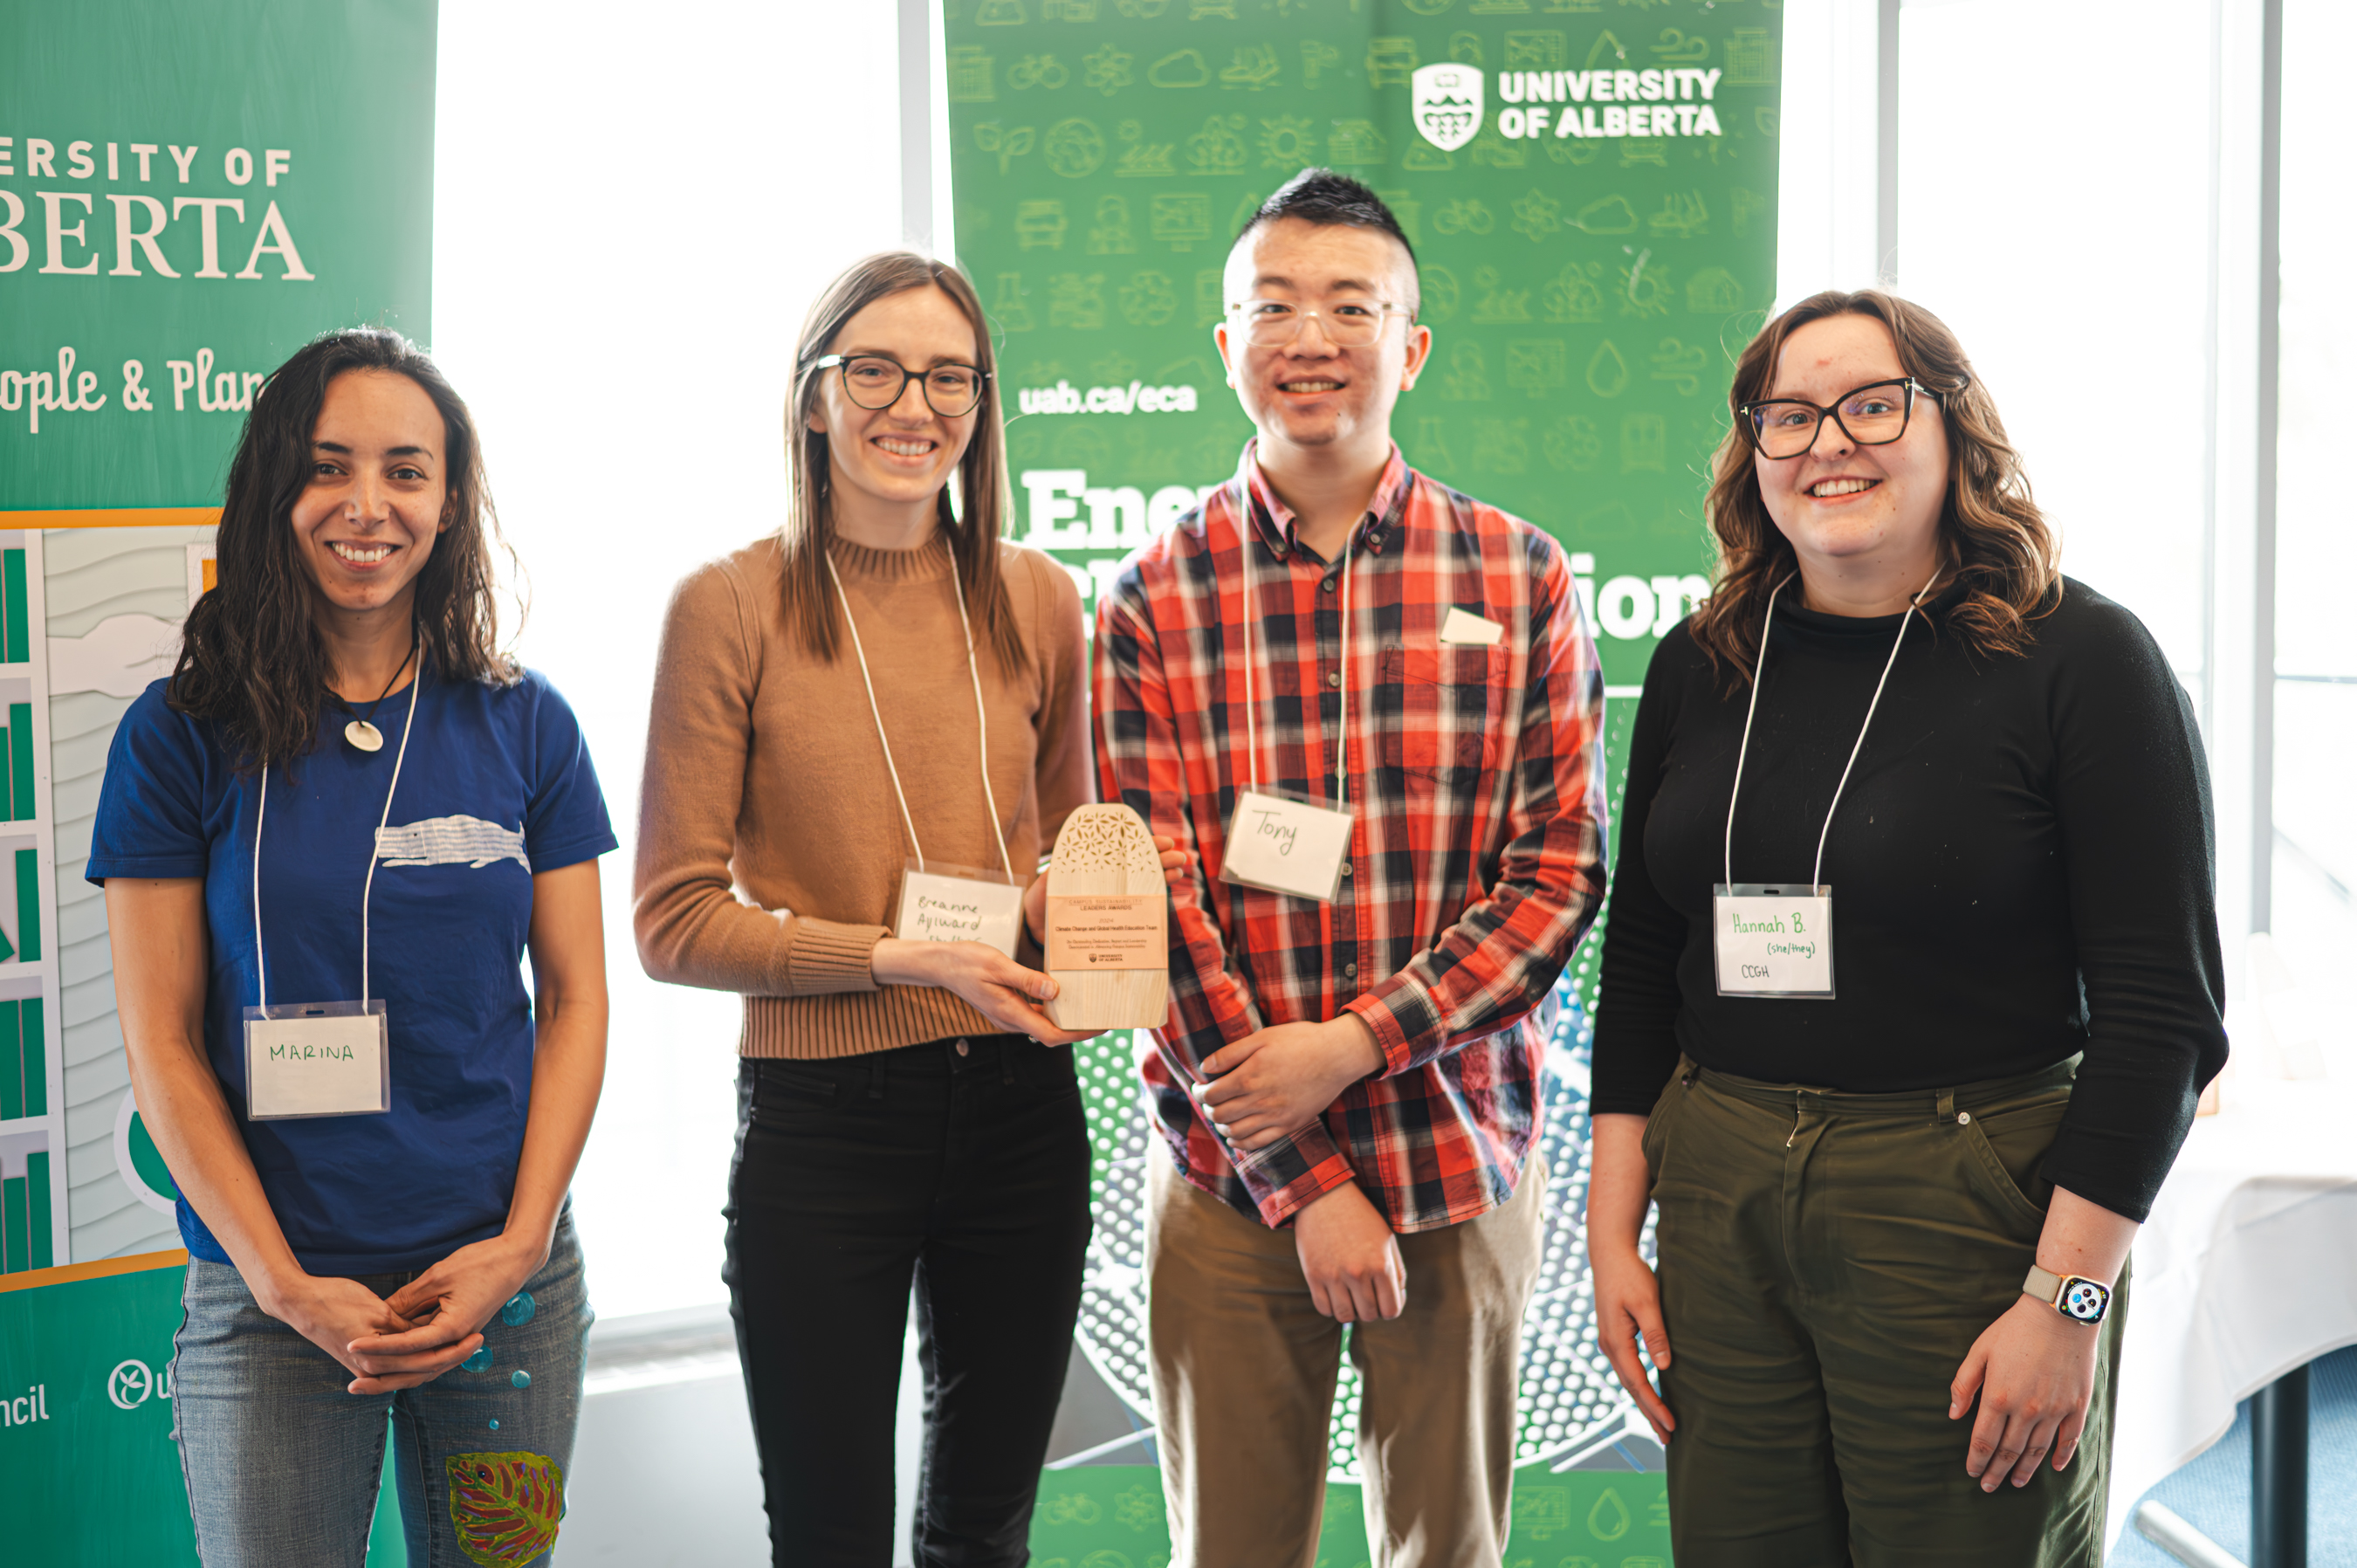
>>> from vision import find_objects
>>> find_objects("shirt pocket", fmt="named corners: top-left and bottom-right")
top-left (1378, 645), bottom-right (1511, 782)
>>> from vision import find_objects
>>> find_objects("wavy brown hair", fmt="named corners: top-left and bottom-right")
top-left (780, 252), bottom-right (1027, 675)
top-left (1691, 289), bottom-right (2059, 686)
top-left (169, 327), bottom-right (519, 769)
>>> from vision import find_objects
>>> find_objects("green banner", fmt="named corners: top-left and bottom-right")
top-left (1, 2), bottom-right (436, 1556)
top-left (943, 0), bottom-right (1783, 688)
top-left (1, 0), bottom-right (437, 518)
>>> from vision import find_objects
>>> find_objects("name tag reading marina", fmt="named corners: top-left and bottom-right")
top-left (896, 863), bottom-right (1025, 959)
top-left (1712, 884), bottom-right (1836, 1000)
top-left (1220, 789), bottom-right (1355, 903)
top-left (243, 1001), bottom-right (390, 1120)
top-left (1044, 895), bottom-right (1166, 971)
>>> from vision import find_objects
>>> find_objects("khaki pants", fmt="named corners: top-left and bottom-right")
top-left (1646, 1056), bottom-right (2127, 1567)
top-left (1144, 1154), bottom-right (1546, 1568)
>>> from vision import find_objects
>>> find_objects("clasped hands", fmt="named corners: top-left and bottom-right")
top-left (1197, 1014), bottom-right (1407, 1324)
top-left (263, 1231), bottom-right (547, 1396)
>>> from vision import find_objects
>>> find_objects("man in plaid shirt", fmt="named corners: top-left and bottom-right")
top-left (1093, 170), bottom-right (1609, 1565)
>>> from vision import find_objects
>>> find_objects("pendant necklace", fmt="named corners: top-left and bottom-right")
top-left (326, 637), bottom-right (416, 753)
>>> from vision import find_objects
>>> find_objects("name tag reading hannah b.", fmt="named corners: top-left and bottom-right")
top-left (1044, 895), bottom-right (1166, 971)
top-left (1219, 788), bottom-right (1355, 904)
top-left (243, 1001), bottom-right (390, 1120)
top-left (1711, 884), bottom-right (1836, 1000)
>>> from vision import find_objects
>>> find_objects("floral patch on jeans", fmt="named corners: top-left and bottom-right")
top-left (445, 1451), bottom-right (565, 1566)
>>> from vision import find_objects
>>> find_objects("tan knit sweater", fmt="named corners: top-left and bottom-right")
top-left (633, 531), bottom-right (1090, 1057)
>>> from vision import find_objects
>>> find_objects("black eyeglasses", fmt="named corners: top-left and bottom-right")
top-left (1736, 377), bottom-right (1941, 459)
top-left (814, 354), bottom-right (991, 418)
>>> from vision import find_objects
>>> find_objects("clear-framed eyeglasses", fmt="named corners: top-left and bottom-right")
top-left (813, 354), bottom-right (991, 418)
top-left (1736, 376), bottom-right (1941, 459)
top-left (1225, 298), bottom-right (1416, 349)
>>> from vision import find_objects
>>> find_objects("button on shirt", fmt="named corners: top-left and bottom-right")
top-left (1095, 444), bottom-right (1610, 1231)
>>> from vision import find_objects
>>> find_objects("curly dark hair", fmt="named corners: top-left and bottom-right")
top-left (168, 327), bottom-right (519, 767)
top-left (1691, 289), bottom-right (2060, 687)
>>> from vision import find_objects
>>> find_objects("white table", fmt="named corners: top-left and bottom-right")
top-left (2106, 1076), bottom-right (2357, 1554)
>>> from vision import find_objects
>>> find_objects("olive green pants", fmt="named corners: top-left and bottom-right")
top-left (1644, 1056), bottom-right (2126, 1566)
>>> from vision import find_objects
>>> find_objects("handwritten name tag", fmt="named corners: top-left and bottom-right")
top-left (1220, 788), bottom-right (1355, 903)
top-left (243, 1001), bottom-right (389, 1120)
top-left (1712, 883), bottom-right (1836, 999)
top-left (896, 863), bottom-right (1025, 959)
top-left (1045, 894), bottom-right (1166, 971)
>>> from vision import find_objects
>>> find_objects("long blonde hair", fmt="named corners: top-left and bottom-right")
top-left (1691, 289), bottom-right (2060, 686)
top-left (779, 252), bottom-right (1027, 675)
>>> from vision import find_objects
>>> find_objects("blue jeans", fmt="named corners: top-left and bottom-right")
top-left (170, 1211), bottom-right (591, 1567)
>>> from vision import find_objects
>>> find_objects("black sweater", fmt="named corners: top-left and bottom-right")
top-left (1591, 577), bottom-right (2227, 1222)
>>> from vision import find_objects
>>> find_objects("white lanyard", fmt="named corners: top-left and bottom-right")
top-left (824, 540), bottom-right (1013, 880)
top-left (1710, 569), bottom-right (1935, 1000)
top-left (1722, 569), bottom-right (1937, 892)
top-left (1238, 488), bottom-right (1363, 811)
top-left (251, 664), bottom-right (422, 1008)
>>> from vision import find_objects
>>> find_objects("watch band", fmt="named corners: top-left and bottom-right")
top-left (2023, 1264), bottom-right (2113, 1324)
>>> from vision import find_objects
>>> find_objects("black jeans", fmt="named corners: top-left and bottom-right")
top-left (724, 1034), bottom-right (1092, 1566)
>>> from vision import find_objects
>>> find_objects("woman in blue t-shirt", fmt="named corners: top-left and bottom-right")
top-left (89, 328), bottom-right (616, 1567)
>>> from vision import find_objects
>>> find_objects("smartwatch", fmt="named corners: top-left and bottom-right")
top-left (2023, 1264), bottom-right (2112, 1325)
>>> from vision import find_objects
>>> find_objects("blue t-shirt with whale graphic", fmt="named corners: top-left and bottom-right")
top-left (86, 665), bottom-right (615, 1275)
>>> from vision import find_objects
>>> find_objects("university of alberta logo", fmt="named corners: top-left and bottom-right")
top-left (1412, 62), bottom-right (1483, 152)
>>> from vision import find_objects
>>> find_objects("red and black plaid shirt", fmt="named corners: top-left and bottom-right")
top-left (1094, 444), bottom-right (1609, 1231)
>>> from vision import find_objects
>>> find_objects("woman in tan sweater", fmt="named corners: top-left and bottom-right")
top-left (635, 253), bottom-right (1155, 1565)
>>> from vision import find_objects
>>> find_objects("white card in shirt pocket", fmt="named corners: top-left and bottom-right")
top-left (1439, 607), bottom-right (1504, 646)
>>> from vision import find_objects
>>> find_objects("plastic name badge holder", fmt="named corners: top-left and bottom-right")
top-left (1219, 785), bottom-right (1354, 904)
top-left (244, 1000), bottom-right (390, 1120)
top-left (896, 859), bottom-right (1024, 959)
top-left (1711, 884), bottom-right (1835, 1000)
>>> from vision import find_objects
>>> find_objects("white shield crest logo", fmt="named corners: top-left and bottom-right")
top-left (1412, 63), bottom-right (1484, 153)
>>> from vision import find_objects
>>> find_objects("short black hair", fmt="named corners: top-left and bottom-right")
top-left (1238, 168), bottom-right (1417, 265)
top-left (1234, 168), bottom-right (1419, 317)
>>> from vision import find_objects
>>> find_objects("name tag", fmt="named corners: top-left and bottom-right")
top-left (243, 1001), bottom-right (389, 1120)
top-left (1712, 884), bottom-right (1836, 999)
top-left (1220, 788), bottom-right (1354, 903)
top-left (895, 863), bottom-right (1025, 959)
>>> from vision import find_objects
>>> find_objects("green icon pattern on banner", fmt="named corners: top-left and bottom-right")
top-left (948, 0), bottom-right (1780, 688)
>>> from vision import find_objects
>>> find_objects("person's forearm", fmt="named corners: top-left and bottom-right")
top-left (501, 996), bottom-right (606, 1263)
top-left (2034, 1186), bottom-right (2138, 1286)
top-left (1586, 1112), bottom-right (1653, 1256)
top-left (127, 1031), bottom-right (310, 1303)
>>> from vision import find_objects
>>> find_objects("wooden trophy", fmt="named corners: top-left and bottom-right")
top-left (1041, 803), bottom-right (1170, 1031)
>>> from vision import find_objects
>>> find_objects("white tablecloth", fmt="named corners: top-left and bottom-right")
top-left (2106, 1077), bottom-right (2357, 1548)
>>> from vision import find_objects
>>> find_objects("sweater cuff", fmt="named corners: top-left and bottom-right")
top-left (780, 917), bottom-right (888, 995)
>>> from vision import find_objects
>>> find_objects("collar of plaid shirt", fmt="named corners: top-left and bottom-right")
top-left (1097, 439), bottom-right (1611, 1233)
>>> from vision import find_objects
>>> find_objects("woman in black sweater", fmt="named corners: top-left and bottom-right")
top-left (1588, 290), bottom-right (2225, 1565)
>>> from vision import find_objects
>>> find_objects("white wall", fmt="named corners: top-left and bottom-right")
top-left (433, 1), bottom-right (907, 1317)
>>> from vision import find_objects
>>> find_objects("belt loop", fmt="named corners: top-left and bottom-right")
top-left (1002, 1037), bottom-right (1018, 1086)
top-left (867, 1056), bottom-right (887, 1100)
top-left (1934, 1086), bottom-right (1955, 1127)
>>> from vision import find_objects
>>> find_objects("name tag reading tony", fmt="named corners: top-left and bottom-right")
top-left (1712, 884), bottom-right (1836, 1000)
top-left (895, 862), bottom-right (1025, 959)
top-left (1220, 788), bottom-right (1355, 903)
top-left (243, 1001), bottom-right (390, 1120)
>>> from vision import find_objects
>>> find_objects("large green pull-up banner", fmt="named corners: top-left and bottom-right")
top-left (0, 2), bottom-right (436, 1559)
top-left (944, 0), bottom-right (1783, 691)
top-left (942, 3), bottom-right (1783, 1559)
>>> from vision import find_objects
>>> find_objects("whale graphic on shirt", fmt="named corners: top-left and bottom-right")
top-left (375, 816), bottom-right (532, 872)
